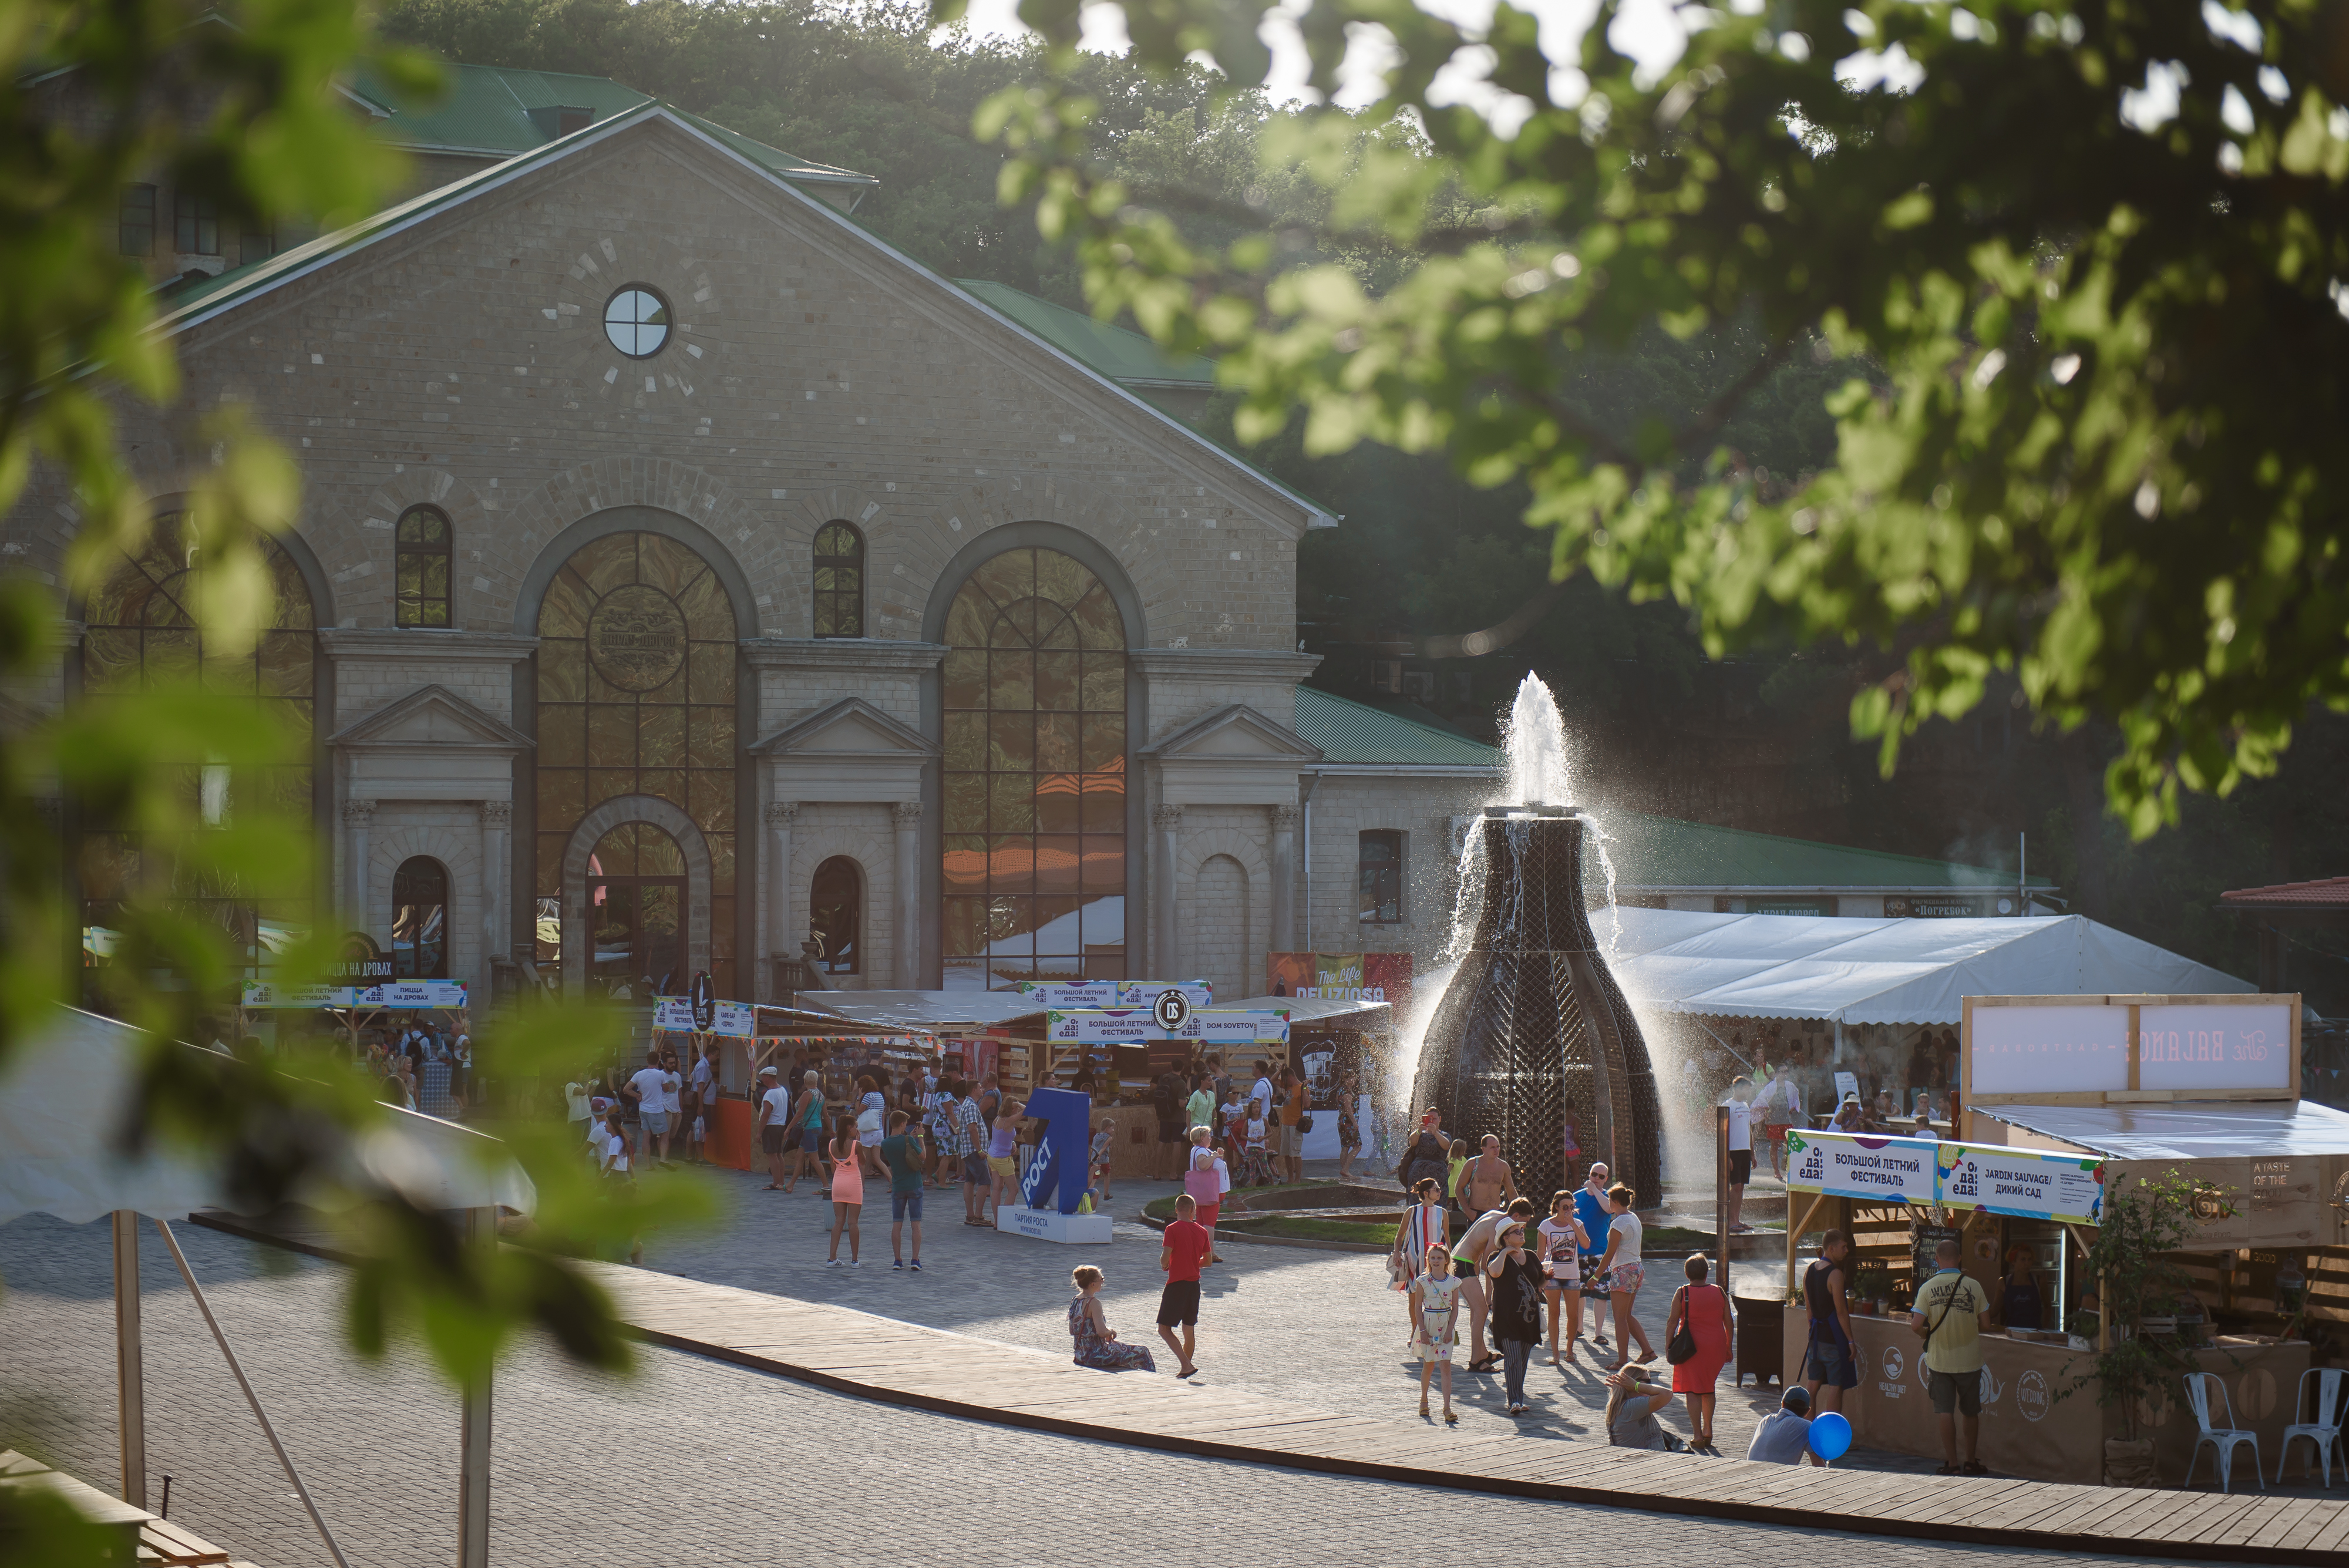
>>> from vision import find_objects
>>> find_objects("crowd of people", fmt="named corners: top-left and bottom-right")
top-left (365, 1014), bottom-right (474, 1119)
top-left (564, 1041), bottom-right (1889, 1471)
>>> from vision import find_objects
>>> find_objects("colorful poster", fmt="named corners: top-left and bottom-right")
top-left (1936, 1142), bottom-right (2104, 1225)
top-left (1263, 953), bottom-right (1414, 1010)
top-left (1782, 1129), bottom-right (1939, 1206)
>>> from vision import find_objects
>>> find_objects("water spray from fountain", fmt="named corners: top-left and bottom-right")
top-left (1403, 671), bottom-right (1665, 1210)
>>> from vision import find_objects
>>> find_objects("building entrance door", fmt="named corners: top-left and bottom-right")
top-left (588, 878), bottom-right (682, 999)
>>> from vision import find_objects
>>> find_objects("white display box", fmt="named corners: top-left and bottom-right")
top-left (995, 1205), bottom-right (1115, 1244)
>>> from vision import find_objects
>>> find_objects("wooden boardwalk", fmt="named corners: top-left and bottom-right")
top-left (587, 1262), bottom-right (2349, 1566)
top-left (185, 1214), bottom-right (2349, 1563)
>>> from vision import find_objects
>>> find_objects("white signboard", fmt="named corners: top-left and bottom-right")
top-left (1045, 1008), bottom-right (1288, 1045)
top-left (2135, 1002), bottom-right (2293, 1093)
top-left (1936, 1142), bottom-right (2104, 1226)
top-left (1783, 1129), bottom-right (1938, 1206)
top-left (1019, 981), bottom-right (1120, 1011)
top-left (651, 996), bottom-right (758, 1037)
top-left (1966, 1004), bottom-right (2132, 1095)
top-left (242, 980), bottom-right (470, 1009)
top-left (1114, 980), bottom-right (1213, 1009)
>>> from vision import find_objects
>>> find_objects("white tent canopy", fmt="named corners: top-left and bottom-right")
top-left (1604, 910), bottom-right (2250, 1026)
top-left (0, 1005), bottom-right (533, 1226)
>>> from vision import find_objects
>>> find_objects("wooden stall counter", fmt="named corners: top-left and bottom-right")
top-left (1782, 1312), bottom-right (2308, 1485)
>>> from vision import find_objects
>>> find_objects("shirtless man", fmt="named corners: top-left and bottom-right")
top-left (1461, 1135), bottom-right (1519, 1217)
top-left (1450, 1196), bottom-right (1537, 1371)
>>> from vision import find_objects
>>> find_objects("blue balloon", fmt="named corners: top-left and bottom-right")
top-left (1809, 1410), bottom-right (1853, 1461)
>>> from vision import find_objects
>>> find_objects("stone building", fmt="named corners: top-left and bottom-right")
top-left (17, 76), bottom-right (1509, 1007)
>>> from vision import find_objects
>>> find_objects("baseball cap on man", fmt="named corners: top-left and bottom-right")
top-left (1781, 1387), bottom-right (1811, 1414)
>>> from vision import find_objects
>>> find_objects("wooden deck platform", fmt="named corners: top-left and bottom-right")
top-left (184, 1211), bottom-right (2349, 1564)
top-left (585, 1263), bottom-right (2349, 1566)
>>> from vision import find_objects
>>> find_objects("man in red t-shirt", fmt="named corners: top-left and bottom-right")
top-left (1157, 1193), bottom-right (1210, 1378)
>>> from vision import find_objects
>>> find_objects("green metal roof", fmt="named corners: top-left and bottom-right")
top-left (348, 60), bottom-right (874, 186)
top-left (956, 279), bottom-right (1216, 389)
top-left (1294, 687), bottom-right (1503, 768)
top-left (1596, 809), bottom-right (2055, 891)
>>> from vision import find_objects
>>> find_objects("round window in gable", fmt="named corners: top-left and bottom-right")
top-left (603, 286), bottom-right (671, 357)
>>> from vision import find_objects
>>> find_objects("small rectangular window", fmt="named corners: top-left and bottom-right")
top-left (175, 193), bottom-right (220, 256)
top-left (238, 228), bottom-right (274, 268)
top-left (119, 185), bottom-right (156, 257)
top-left (1358, 829), bottom-right (1403, 924)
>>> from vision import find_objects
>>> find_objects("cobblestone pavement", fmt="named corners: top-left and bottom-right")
top-left (2, 1213), bottom-right (2205, 1567)
top-left (637, 1158), bottom-right (1928, 1472)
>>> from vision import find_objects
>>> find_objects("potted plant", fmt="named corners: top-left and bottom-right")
top-left (2056, 1168), bottom-right (2230, 1488)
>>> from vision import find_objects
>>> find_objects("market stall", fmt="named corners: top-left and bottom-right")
top-left (1781, 990), bottom-right (2326, 1486)
top-left (1611, 908), bottom-right (2256, 1130)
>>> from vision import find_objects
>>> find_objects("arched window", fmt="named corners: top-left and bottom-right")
top-left (940, 548), bottom-right (1126, 989)
top-left (812, 521), bottom-right (864, 638)
top-left (809, 856), bottom-right (861, 975)
top-left (391, 857), bottom-right (450, 979)
top-left (585, 821), bottom-right (685, 1000)
top-left (396, 506), bottom-right (452, 627)
top-left (78, 514), bottom-right (318, 994)
top-left (535, 531), bottom-right (737, 996)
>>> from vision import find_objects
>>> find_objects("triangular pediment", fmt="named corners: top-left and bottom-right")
top-left (328, 684), bottom-right (533, 751)
top-left (1142, 704), bottom-right (1323, 763)
top-left (750, 698), bottom-right (938, 758)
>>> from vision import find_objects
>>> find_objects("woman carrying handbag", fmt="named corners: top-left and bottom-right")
top-left (1663, 1253), bottom-right (1734, 1449)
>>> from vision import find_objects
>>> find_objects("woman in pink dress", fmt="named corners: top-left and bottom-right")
top-left (1665, 1252), bottom-right (1736, 1449)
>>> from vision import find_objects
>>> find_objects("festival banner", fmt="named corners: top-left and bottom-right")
top-left (1782, 1129), bottom-right (1939, 1206)
top-left (651, 996), bottom-right (758, 1037)
top-left (1112, 980), bottom-right (1214, 1010)
top-left (1018, 981), bottom-right (1120, 1011)
top-left (241, 980), bottom-right (470, 1009)
top-left (1936, 1142), bottom-right (2105, 1226)
top-left (1044, 1008), bottom-right (1290, 1045)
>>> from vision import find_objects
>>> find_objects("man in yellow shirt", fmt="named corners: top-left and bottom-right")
top-left (1910, 1236), bottom-right (1993, 1475)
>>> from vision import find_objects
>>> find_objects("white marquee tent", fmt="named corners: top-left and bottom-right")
top-left (0, 1005), bottom-right (529, 1568)
top-left (1602, 910), bottom-right (2252, 1025)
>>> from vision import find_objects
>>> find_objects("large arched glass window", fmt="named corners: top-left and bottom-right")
top-left (810, 856), bottom-right (861, 975)
top-left (396, 506), bottom-right (452, 628)
top-left (940, 548), bottom-right (1125, 989)
top-left (534, 532), bottom-right (736, 996)
top-left (78, 516), bottom-right (317, 994)
top-left (812, 521), bottom-right (863, 638)
top-left (391, 857), bottom-right (449, 978)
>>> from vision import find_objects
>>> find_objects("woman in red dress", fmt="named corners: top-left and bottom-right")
top-left (1665, 1253), bottom-right (1736, 1449)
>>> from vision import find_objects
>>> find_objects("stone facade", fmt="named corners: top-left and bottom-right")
top-left (16, 105), bottom-right (1497, 1003)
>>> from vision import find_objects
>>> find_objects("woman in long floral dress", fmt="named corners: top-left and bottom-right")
top-left (1067, 1266), bottom-right (1157, 1372)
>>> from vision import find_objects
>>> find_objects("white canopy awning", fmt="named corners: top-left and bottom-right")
top-left (1604, 910), bottom-right (2250, 1026)
top-left (0, 1005), bottom-right (534, 1226)
top-left (791, 991), bottom-right (1036, 1033)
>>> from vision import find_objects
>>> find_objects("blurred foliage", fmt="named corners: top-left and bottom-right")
top-left (946, 0), bottom-right (2349, 837)
top-left (1, 11), bottom-right (694, 1554)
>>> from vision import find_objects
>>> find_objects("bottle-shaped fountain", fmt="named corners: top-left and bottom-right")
top-left (1412, 803), bottom-right (1663, 1209)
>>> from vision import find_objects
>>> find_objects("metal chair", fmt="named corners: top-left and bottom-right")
top-left (2183, 1371), bottom-right (2265, 1492)
top-left (2277, 1367), bottom-right (2348, 1488)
